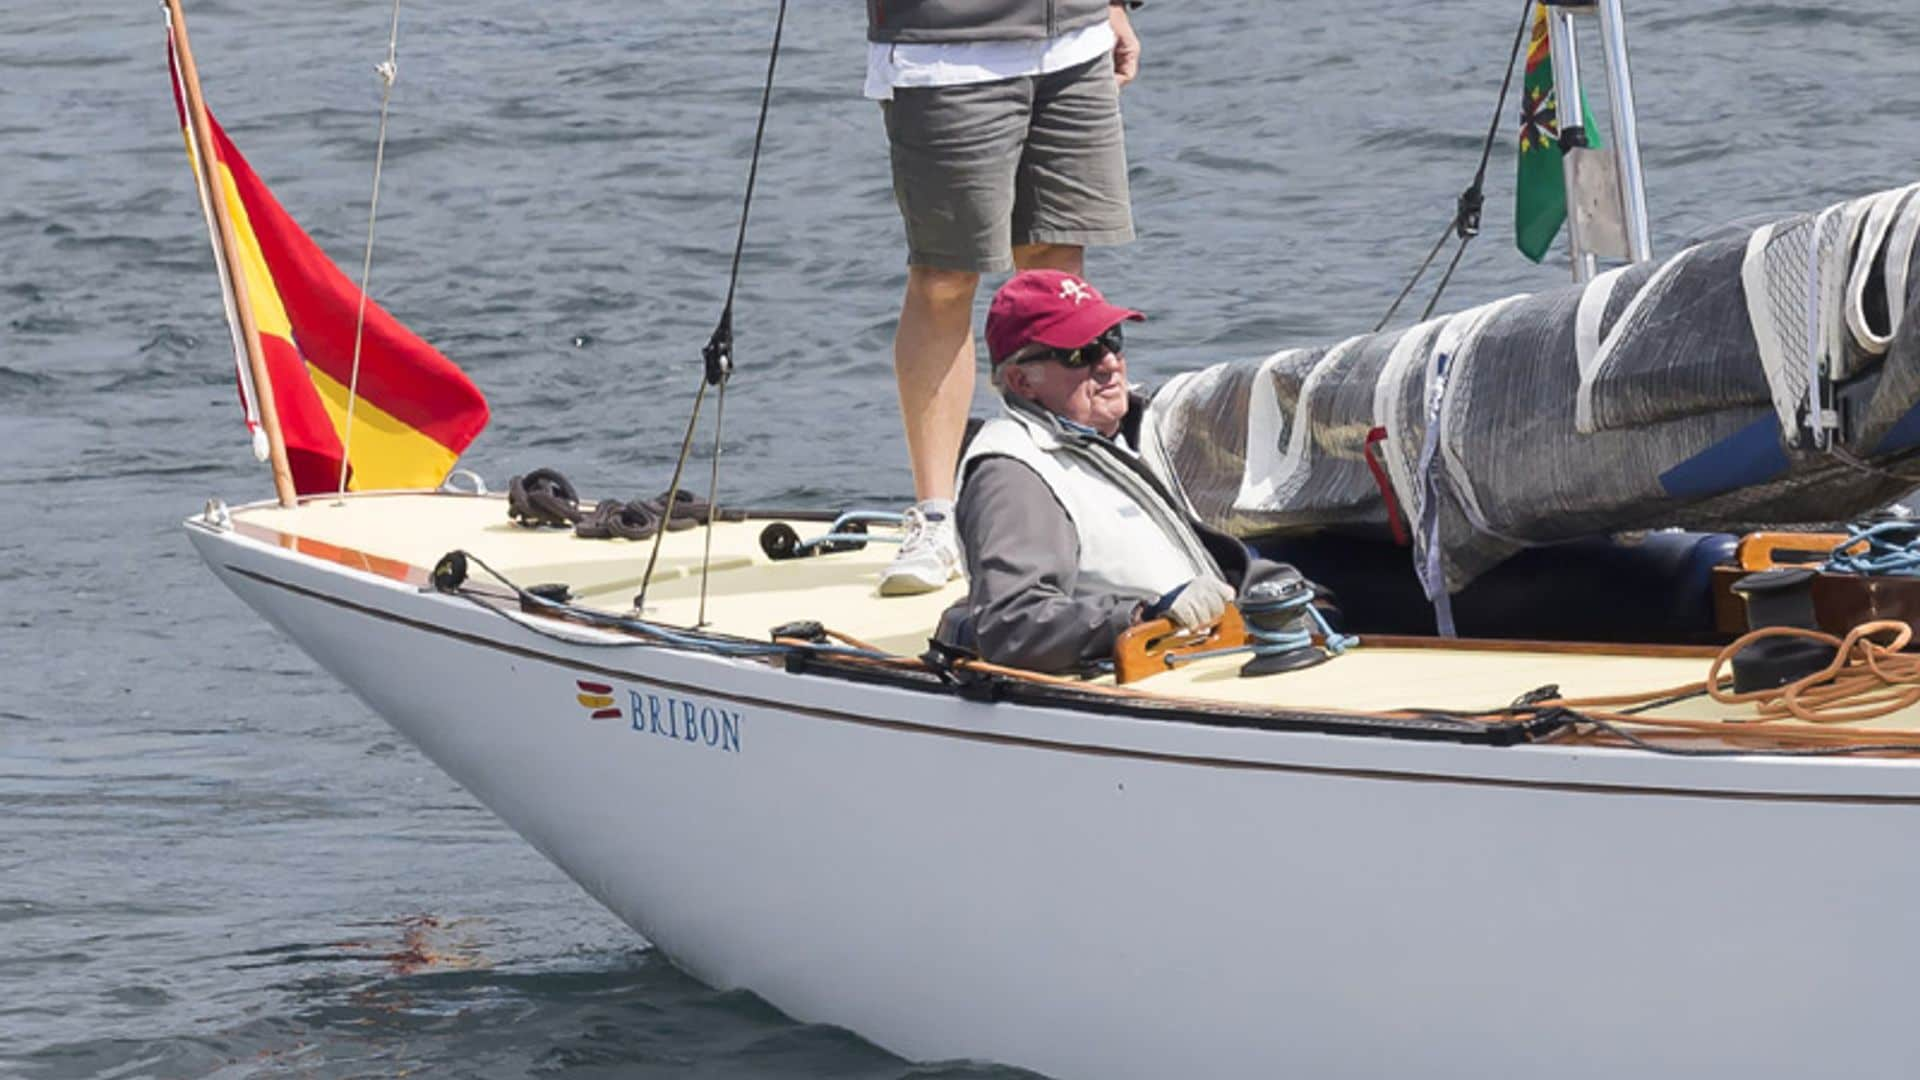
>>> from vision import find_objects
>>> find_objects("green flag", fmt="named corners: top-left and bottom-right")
top-left (1515, 3), bottom-right (1600, 262)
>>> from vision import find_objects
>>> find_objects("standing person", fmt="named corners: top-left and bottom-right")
top-left (866, 0), bottom-right (1144, 595)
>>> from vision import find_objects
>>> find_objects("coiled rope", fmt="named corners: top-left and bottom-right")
top-left (1550, 620), bottom-right (1920, 729)
top-left (1823, 520), bottom-right (1920, 577)
top-left (335, 0), bottom-right (406, 499)
top-left (1240, 588), bottom-right (1356, 662)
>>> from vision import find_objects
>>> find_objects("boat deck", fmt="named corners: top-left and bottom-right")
top-left (220, 491), bottom-right (1920, 741)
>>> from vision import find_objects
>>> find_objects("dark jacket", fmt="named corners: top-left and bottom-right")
top-left (941, 394), bottom-right (1297, 674)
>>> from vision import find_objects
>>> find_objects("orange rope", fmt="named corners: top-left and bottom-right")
top-left (1553, 620), bottom-right (1920, 727)
top-left (805, 621), bottom-right (1920, 745)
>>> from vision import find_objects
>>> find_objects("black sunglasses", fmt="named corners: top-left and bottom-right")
top-left (1012, 324), bottom-right (1124, 369)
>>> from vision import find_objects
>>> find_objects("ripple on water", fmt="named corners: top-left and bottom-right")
top-left (0, 366), bottom-right (57, 397)
top-left (7, 314), bottom-right (79, 336)
top-left (135, 325), bottom-right (204, 360)
top-left (1645, 2), bottom-right (1878, 32)
top-left (93, 364), bottom-right (226, 393)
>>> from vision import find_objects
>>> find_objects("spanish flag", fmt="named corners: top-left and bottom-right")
top-left (167, 26), bottom-right (487, 494)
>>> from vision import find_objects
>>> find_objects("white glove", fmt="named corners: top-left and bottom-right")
top-left (1148, 576), bottom-right (1235, 630)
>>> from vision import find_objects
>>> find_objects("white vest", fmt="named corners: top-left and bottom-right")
top-left (959, 400), bottom-right (1222, 604)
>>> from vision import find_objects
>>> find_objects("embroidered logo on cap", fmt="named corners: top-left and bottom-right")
top-left (1058, 279), bottom-right (1092, 305)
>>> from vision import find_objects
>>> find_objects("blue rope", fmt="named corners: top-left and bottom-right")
top-left (1823, 521), bottom-right (1920, 577)
top-left (1240, 587), bottom-right (1358, 662)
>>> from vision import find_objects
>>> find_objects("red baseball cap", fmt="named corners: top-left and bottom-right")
top-left (985, 270), bottom-right (1144, 366)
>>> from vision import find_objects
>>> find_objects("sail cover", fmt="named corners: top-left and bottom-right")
top-left (1144, 182), bottom-right (1920, 594)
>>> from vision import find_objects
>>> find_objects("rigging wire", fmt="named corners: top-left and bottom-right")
top-left (635, 0), bottom-right (788, 615)
top-left (697, 382), bottom-right (728, 626)
top-left (335, 0), bottom-right (406, 500)
top-left (1372, 219), bottom-right (1455, 334)
top-left (1374, 0), bottom-right (1536, 332)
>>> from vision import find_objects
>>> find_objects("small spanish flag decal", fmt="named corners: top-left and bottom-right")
top-left (576, 680), bottom-right (621, 721)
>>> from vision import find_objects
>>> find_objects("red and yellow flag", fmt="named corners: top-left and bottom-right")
top-left (168, 29), bottom-right (488, 494)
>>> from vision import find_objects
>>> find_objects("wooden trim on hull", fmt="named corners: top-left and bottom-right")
top-left (232, 518), bottom-right (425, 586)
top-left (214, 558), bottom-right (1920, 806)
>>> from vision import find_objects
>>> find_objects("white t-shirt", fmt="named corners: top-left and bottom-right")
top-left (863, 20), bottom-right (1116, 102)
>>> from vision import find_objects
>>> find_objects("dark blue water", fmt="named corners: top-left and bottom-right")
top-left (3, 1), bottom-right (1913, 1075)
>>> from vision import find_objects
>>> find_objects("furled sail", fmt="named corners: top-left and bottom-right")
top-left (1145, 182), bottom-right (1920, 595)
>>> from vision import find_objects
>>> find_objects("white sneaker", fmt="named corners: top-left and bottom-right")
top-left (879, 504), bottom-right (961, 596)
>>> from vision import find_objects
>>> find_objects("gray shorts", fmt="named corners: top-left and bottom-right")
top-left (881, 55), bottom-right (1135, 274)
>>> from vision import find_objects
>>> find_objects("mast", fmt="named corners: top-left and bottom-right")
top-left (166, 0), bottom-right (298, 507)
top-left (1543, 0), bottom-right (1653, 283)
top-left (1596, 0), bottom-right (1652, 262)
top-left (1545, 5), bottom-right (1598, 281)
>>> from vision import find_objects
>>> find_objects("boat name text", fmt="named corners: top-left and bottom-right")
top-left (629, 689), bottom-right (742, 754)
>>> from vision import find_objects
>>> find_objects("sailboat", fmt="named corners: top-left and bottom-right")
top-left (172, 0), bottom-right (1920, 1076)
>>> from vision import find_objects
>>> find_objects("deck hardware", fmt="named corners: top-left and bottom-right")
top-left (430, 550), bottom-right (469, 592)
top-left (440, 469), bottom-right (487, 495)
top-left (1728, 568), bottom-right (1836, 692)
top-left (759, 511), bottom-right (906, 561)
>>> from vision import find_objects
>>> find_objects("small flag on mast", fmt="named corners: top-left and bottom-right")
top-left (1515, 3), bottom-right (1601, 263)
top-left (167, 28), bottom-right (488, 494)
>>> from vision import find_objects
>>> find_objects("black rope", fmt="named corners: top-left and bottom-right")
top-left (1372, 219), bottom-right (1456, 332)
top-left (635, 379), bottom-right (709, 612)
top-left (1374, 0), bottom-right (1536, 332)
top-left (696, 379), bottom-right (727, 627)
top-left (634, 0), bottom-right (787, 613)
top-left (706, 0), bottom-right (788, 384)
top-left (1419, 229), bottom-right (1476, 323)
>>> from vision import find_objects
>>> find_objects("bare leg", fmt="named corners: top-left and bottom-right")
top-left (893, 246), bottom-right (1083, 501)
top-left (894, 265), bottom-right (981, 503)
top-left (1012, 242), bottom-right (1084, 274)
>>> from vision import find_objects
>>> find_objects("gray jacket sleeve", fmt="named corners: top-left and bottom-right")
top-left (955, 456), bottom-right (1144, 673)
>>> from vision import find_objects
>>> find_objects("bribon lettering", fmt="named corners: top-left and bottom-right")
top-left (625, 689), bottom-right (742, 754)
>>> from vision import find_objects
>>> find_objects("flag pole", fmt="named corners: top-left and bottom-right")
top-left (166, 0), bottom-right (299, 507)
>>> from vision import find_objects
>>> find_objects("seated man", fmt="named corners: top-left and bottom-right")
top-left (943, 269), bottom-right (1306, 673)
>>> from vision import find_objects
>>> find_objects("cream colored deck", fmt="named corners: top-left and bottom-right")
top-left (230, 492), bottom-right (1920, 733)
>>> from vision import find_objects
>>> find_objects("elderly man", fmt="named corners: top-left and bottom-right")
top-left (942, 270), bottom-right (1305, 673)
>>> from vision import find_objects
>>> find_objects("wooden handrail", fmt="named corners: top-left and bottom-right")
top-left (1113, 606), bottom-right (1248, 685)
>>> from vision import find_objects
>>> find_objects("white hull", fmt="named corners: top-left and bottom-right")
top-left (189, 516), bottom-right (1920, 1079)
